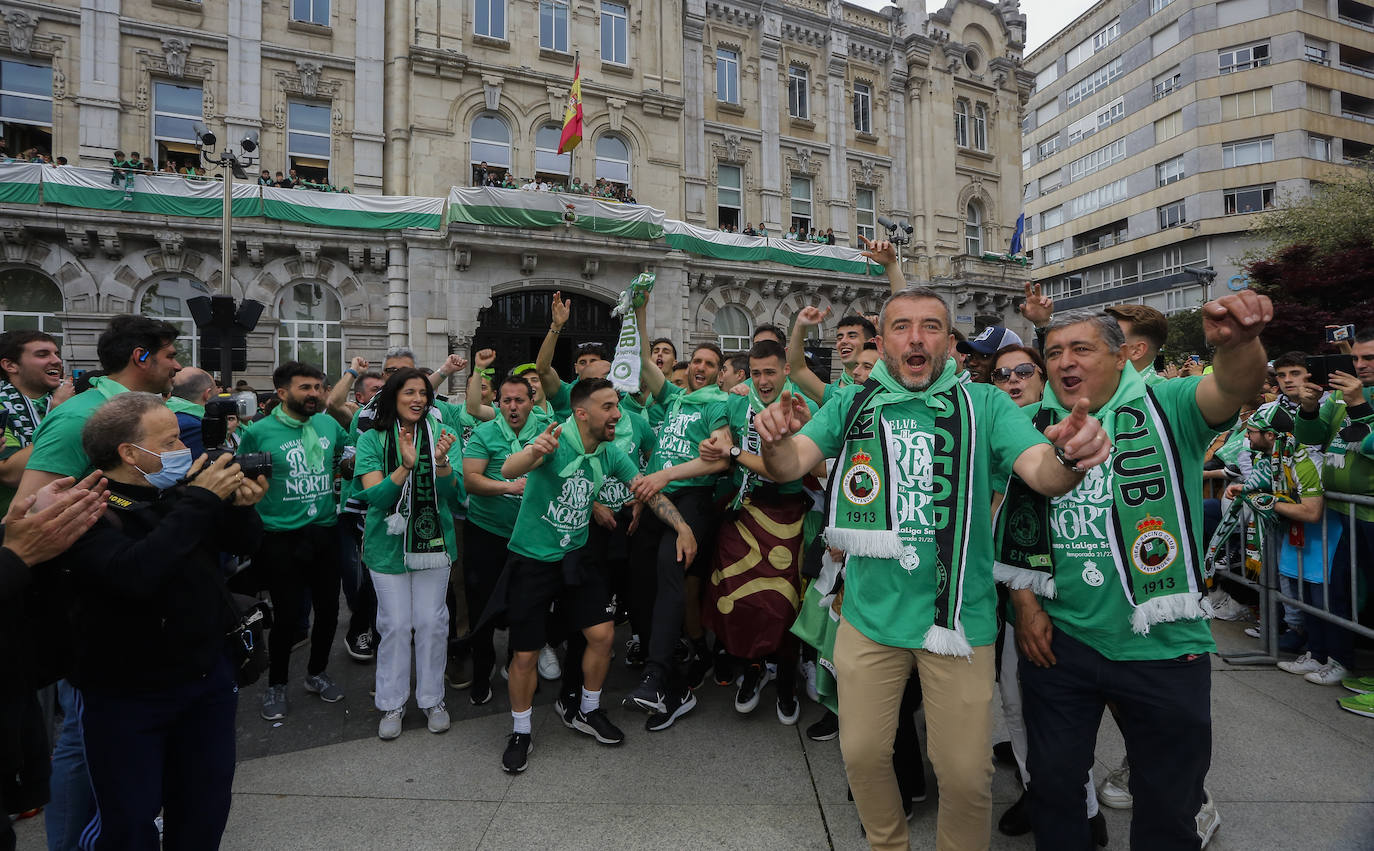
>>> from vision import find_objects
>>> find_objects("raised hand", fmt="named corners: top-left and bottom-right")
top-left (1, 482), bottom-right (106, 566)
top-left (443, 354), bottom-right (467, 374)
top-left (529, 422), bottom-right (562, 459)
top-left (398, 428), bottom-right (418, 470)
top-left (474, 348), bottom-right (497, 370)
top-left (350, 356), bottom-right (370, 373)
top-left (1298, 381), bottom-right (1324, 412)
top-left (858, 235), bottom-right (898, 267)
top-left (51, 376), bottom-right (76, 406)
top-left (790, 393), bottom-right (814, 427)
top-left (1042, 398), bottom-right (1112, 472)
top-left (550, 291), bottom-right (571, 329)
top-left (794, 305), bottom-right (831, 331)
top-left (1202, 290), bottom-right (1273, 350)
top-left (754, 390), bottom-right (805, 443)
top-left (1330, 370), bottom-right (1363, 399)
top-left (434, 430), bottom-right (457, 461)
top-left (1019, 281), bottom-right (1054, 328)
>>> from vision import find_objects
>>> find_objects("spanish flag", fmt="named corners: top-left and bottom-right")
top-left (557, 56), bottom-right (583, 154)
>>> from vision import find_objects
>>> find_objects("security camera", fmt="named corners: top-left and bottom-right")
top-left (240, 131), bottom-right (259, 154)
top-left (192, 122), bottom-right (216, 148)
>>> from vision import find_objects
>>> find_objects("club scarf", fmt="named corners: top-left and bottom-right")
top-left (271, 405), bottom-right (325, 469)
top-left (1203, 405), bottom-right (1301, 577)
top-left (664, 382), bottom-right (728, 420)
top-left (993, 366), bottom-right (1210, 635)
top-left (821, 357), bottom-right (978, 657)
top-left (0, 379), bottom-right (49, 447)
top-left (382, 417), bottom-right (449, 570)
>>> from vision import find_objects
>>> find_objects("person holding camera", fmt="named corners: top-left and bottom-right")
top-left (54, 392), bottom-right (265, 850)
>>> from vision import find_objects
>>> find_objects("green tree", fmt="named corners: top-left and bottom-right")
top-left (1161, 306), bottom-right (1207, 365)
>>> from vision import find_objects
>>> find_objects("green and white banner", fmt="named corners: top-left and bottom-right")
top-left (664, 220), bottom-right (882, 276)
top-left (446, 187), bottom-right (665, 240)
top-left (262, 187), bottom-right (444, 231)
top-left (0, 161), bottom-right (43, 204)
top-left (41, 166), bottom-right (263, 217)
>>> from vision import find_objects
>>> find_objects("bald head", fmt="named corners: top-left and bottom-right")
top-left (172, 367), bottom-right (216, 405)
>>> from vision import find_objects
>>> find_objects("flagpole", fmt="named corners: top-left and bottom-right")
top-left (569, 51), bottom-right (579, 189)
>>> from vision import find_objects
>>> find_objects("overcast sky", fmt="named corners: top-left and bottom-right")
top-left (850, 0), bottom-right (1099, 53)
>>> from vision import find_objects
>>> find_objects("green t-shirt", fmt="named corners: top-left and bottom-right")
top-left (598, 407), bottom-right (655, 510)
top-left (725, 391), bottom-right (817, 496)
top-left (237, 411), bottom-right (345, 531)
top-left (548, 380), bottom-right (575, 420)
top-left (433, 399), bottom-right (478, 507)
top-left (507, 431), bottom-right (641, 562)
top-left (1293, 385), bottom-right (1374, 521)
top-left (26, 377), bottom-right (134, 479)
top-left (1036, 375), bottom-right (1220, 661)
top-left (800, 380), bottom-right (1047, 649)
top-left (352, 425), bottom-right (462, 574)
top-left (646, 383), bottom-right (730, 494)
top-left (463, 413), bottom-right (548, 537)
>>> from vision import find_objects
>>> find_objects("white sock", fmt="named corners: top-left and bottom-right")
top-left (580, 687), bottom-right (601, 714)
top-left (512, 708), bottom-right (532, 734)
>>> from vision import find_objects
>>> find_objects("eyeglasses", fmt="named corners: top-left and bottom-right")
top-left (382, 366), bottom-right (401, 374)
top-left (991, 363), bottom-right (1039, 383)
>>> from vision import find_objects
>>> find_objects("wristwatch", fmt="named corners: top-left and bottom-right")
top-left (729, 446), bottom-right (742, 459)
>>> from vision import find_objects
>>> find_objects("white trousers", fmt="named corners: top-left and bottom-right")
top-left (371, 567), bottom-right (450, 713)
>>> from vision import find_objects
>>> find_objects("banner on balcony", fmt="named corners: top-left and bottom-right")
top-left (445, 187), bottom-right (665, 240)
top-left (262, 188), bottom-right (445, 231)
top-left (663, 220), bottom-right (882, 277)
top-left (0, 162), bottom-right (44, 204)
top-left (40, 167), bottom-right (263, 217)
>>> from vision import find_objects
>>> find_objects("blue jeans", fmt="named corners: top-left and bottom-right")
top-left (1311, 513), bottom-right (1374, 669)
top-left (46, 680), bottom-right (95, 851)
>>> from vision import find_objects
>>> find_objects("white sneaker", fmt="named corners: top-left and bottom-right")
top-left (538, 646), bottom-right (562, 680)
top-left (1277, 651), bottom-right (1323, 676)
top-left (1304, 660), bottom-right (1351, 686)
top-left (423, 701), bottom-right (451, 733)
top-left (802, 660), bottom-right (819, 702)
top-left (1196, 788), bottom-right (1221, 848)
top-left (1243, 625), bottom-right (1262, 639)
top-left (1097, 760), bottom-right (1132, 809)
top-left (1206, 589), bottom-right (1249, 621)
top-left (378, 708), bottom-right (404, 740)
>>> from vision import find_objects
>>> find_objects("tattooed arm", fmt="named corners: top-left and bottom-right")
top-left (641, 489), bottom-right (698, 567)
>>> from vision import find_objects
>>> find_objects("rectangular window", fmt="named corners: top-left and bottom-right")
top-left (474, 0), bottom-right (505, 38)
top-left (1155, 110), bottom-right (1183, 143)
top-left (1067, 178), bottom-right (1128, 219)
top-left (954, 102), bottom-right (968, 146)
top-left (790, 175), bottom-right (813, 232)
top-left (1097, 101), bottom-right (1124, 129)
top-left (1041, 205), bottom-right (1064, 229)
top-left (600, 1), bottom-right (627, 64)
top-left (1037, 99), bottom-right (1061, 124)
top-left (1157, 154), bottom-right (1185, 186)
top-left (1153, 68), bottom-right (1181, 100)
top-left (287, 101), bottom-right (331, 183)
top-left (856, 187), bottom-right (876, 242)
top-left (1035, 65), bottom-right (1059, 92)
top-left (1224, 184), bottom-right (1275, 214)
top-left (1067, 58), bottom-right (1123, 106)
top-left (291, 0), bottom-right (329, 25)
top-left (1069, 138), bottom-right (1126, 182)
top-left (1223, 137), bottom-right (1274, 167)
top-left (853, 82), bottom-right (872, 134)
top-left (152, 81), bottom-right (203, 165)
top-left (1152, 0), bottom-right (1174, 13)
top-left (973, 105), bottom-right (987, 151)
top-left (1306, 43), bottom-right (1329, 65)
top-left (716, 48), bottom-right (739, 104)
top-left (539, 0), bottom-right (568, 52)
top-left (1220, 87), bottom-right (1272, 120)
top-left (1217, 0), bottom-right (1270, 27)
top-left (788, 66), bottom-right (809, 119)
top-left (1307, 84), bottom-right (1330, 113)
top-left (1040, 168), bottom-right (1063, 194)
top-left (1309, 135), bottom-right (1332, 161)
top-left (1022, 147), bottom-right (1033, 168)
top-left (1219, 42), bottom-right (1269, 74)
top-left (1158, 200), bottom-right (1187, 229)
top-left (1152, 21), bottom-right (1180, 56)
top-left (1037, 135), bottom-right (1059, 160)
top-left (0, 59), bottom-right (53, 131)
top-left (1043, 242), bottom-right (1065, 263)
top-left (1068, 18), bottom-right (1120, 70)
top-left (717, 164), bottom-right (741, 229)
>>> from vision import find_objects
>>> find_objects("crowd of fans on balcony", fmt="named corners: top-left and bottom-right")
top-left (471, 162), bottom-right (637, 204)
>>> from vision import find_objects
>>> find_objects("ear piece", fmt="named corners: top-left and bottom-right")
top-left (137, 349), bottom-right (150, 363)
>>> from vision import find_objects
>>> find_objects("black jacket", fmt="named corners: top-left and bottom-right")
top-left (57, 480), bottom-right (263, 692)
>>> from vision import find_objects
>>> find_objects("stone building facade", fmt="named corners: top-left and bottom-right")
top-left (0, 0), bottom-right (1036, 389)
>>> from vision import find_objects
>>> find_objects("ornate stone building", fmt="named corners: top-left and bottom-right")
top-left (0, 0), bottom-right (1034, 388)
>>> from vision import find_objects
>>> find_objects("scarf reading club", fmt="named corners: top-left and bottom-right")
top-left (994, 366), bottom-right (1209, 635)
top-left (383, 416), bottom-right (449, 570)
top-left (0, 379), bottom-right (48, 446)
top-left (821, 357), bottom-right (978, 657)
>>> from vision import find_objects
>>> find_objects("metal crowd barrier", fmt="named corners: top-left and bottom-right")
top-left (1217, 490), bottom-right (1372, 666)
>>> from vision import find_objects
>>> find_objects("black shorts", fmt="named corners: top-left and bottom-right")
top-left (505, 552), bottom-right (616, 652)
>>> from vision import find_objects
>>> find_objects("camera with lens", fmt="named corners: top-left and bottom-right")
top-left (200, 393), bottom-right (273, 479)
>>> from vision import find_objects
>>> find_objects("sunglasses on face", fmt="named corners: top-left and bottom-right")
top-left (383, 366), bottom-right (400, 374)
top-left (992, 363), bottom-right (1039, 383)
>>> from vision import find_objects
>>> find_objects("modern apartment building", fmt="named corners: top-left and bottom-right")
top-left (1021, 0), bottom-right (1374, 313)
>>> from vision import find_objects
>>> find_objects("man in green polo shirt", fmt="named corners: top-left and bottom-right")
top-left (237, 361), bottom-right (347, 722)
top-left (0, 329), bottom-right (72, 513)
top-left (496, 377), bottom-right (695, 773)
top-left (753, 285), bottom-right (1111, 851)
top-left (1007, 293), bottom-right (1271, 850)
top-left (18, 315), bottom-right (182, 504)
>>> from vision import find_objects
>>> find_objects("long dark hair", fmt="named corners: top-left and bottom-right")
top-left (371, 367), bottom-right (434, 430)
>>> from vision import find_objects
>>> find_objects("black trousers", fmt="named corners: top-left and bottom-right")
top-left (74, 655), bottom-right (237, 850)
top-left (257, 523), bottom-right (341, 685)
top-left (1021, 629), bottom-right (1211, 851)
top-left (628, 486), bottom-right (716, 688)
top-left (0, 688), bottom-right (48, 851)
top-left (559, 507), bottom-right (633, 698)
top-left (341, 513), bottom-right (378, 643)
top-left (462, 519), bottom-right (509, 689)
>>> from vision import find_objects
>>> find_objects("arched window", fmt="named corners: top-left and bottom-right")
top-left (277, 282), bottom-right (343, 376)
top-left (954, 100), bottom-right (968, 147)
top-left (534, 123), bottom-right (571, 182)
top-left (139, 275), bottom-right (210, 366)
top-left (714, 303), bottom-right (752, 353)
top-left (594, 134), bottom-right (630, 187)
top-left (965, 202), bottom-right (983, 256)
top-left (470, 113), bottom-right (511, 184)
top-left (973, 104), bottom-right (988, 151)
top-left (0, 268), bottom-right (64, 351)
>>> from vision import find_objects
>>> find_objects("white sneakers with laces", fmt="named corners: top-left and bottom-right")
top-left (378, 708), bottom-right (404, 740)
top-left (1277, 651), bottom-right (1323, 676)
top-left (1304, 659), bottom-right (1351, 686)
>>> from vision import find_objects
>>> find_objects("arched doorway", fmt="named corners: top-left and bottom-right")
top-left (473, 289), bottom-right (620, 381)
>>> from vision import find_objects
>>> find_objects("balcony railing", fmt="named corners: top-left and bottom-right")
top-left (1339, 15), bottom-right (1374, 33)
top-left (1342, 109), bottom-right (1374, 124)
top-left (1340, 61), bottom-right (1374, 79)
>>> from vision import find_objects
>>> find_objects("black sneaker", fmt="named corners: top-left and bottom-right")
top-left (734, 663), bottom-right (769, 714)
top-left (686, 652), bottom-right (713, 690)
top-left (806, 710), bottom-right (839, 741)
top-left (501, 732), bottom-right (532, 773)
top-left (673, 637), bottom-right (693, 664)
top-left (1089, 810), bottom-right (1109, 847)
top-left (776, 693), bottom-right (800, 725)
top-left (713, 646), bottom-right (735, 686)
top-left (346, 632), bottom-right (376, 662)
top-left (623, 669), bottom-right (667, 714)
top-left (553, 694), bottom-right (578, 728)
top-left (469, 681), bottom-right (493, 706)
top-left (572, 708), bottom-right (626, 745)
top-left (645, 689), bottom-right (697, 732)
top-left (624, 635), bottom-right (645, 668)
top-left (993, 739), bottom-right (1016, 766)
top-left (997, 790), bottom-right (1031, 836)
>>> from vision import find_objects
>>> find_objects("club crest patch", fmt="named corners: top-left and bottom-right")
top-left (1081, 559), bottom-right (1105, 587)
top-left (1131, 515), bottom-right (1177, 575)
top-left (843, 450), bottom-right (881, 506)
